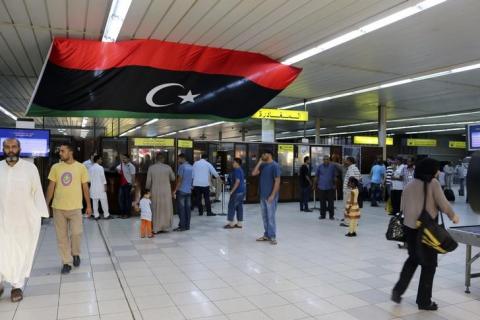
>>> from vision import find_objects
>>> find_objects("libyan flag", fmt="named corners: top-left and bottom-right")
top-left (27, 38), bottom-right (301, 121)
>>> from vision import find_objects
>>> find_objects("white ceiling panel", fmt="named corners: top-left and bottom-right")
top-left (179, 0), bottom-right (241, 44)
top-left (150, 0), bottom-right (196, 40)
top-left (67, 0), bottom-right (89, 37)
top-left (46, 0), bottom-right (67, 38)
top-left (208, 0), bottom-right (290, 47)
top-left (164, 0), bottom-right (217, 43)
top-left (118, 0), bottom-right (153, 39)
top-left (222, 0), bottom-right (310, 49)
top-left (130, 0), bottom-right (174, 39)
top-left (194, 0), bottom-right (264, 45)
top-left (84, 0), bottom-right (109, 40)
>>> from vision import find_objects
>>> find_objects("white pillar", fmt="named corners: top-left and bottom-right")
top-left (261, 119), bottom-right (275, 142)
top-left (315, 118), bottom-right (321, 144)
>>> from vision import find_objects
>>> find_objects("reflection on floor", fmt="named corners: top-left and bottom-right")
top-left (1, 195), bottom-right (480, 320)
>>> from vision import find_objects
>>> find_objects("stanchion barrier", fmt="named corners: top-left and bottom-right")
top-left (218, 182), bottom-right (227, 216)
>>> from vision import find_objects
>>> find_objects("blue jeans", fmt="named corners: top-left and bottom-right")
top-left (299, 186), bottom-right (311, 210)
top-left (370, 183), bottom-right (381, 206)
top-left (260, 196), bottom-right (278, 239)
top-left (118, 184), bottom-right (132, 216)
top-left (176, 191), bottom-right (191, 230)
top-left (227, 192), bottom-right (244, 223)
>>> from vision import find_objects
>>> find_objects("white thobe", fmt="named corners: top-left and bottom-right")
top-left (88, 163), bottom-right (109, 218)
top-left (0, 159), bottom-right (49, 288)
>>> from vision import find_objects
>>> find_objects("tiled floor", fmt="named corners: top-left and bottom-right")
top-left (2, 194), bottom-right (480, 320)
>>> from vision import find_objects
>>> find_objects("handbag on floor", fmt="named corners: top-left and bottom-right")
top-left (386, 212), bottom-right (406, 242)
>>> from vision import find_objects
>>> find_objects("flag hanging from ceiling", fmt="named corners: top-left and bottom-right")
top-left (27, 38), bottom-right (301, 120)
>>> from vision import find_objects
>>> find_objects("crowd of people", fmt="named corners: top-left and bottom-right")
top-left (0, 138), bottom-right (466, 311)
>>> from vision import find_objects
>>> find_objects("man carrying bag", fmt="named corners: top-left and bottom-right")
top-left (391, 158), bottom-right (459, 311)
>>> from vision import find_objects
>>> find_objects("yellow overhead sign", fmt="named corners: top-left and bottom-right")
top-left (278, 144), bottom-right (294, 153)
top-left (449, 141), bottom-right (466, 149)
top-left (252, 108), bottom-right (308, 121)
top-left (178, 140), bottom-right (193, 148)
top-left (133, 138), bottom-right (174, 147)
top-left (353, 136), bottom-right (393, 146)
top-left (406, 138), bottom-right (437, 147)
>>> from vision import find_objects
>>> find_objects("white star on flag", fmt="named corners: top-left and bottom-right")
top-left (178, 90), bottom-right (200, 104)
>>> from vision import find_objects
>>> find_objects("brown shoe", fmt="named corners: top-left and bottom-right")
top-left (256, 236), bottom-right (270, 241)
top-left (11, 288), bottom-right (23, 303)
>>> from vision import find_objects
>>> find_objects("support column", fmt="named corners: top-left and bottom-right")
top-left (378, 104), bottom-right (387, 160)
top-left (240, 127), bottom-right (246, 142)
top-left (315, 117), bottom-right (321, 144)
top-left (261, 119), bottom-right (275, 142)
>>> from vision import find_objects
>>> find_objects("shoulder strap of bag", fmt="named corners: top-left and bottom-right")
top-left (423, 181), bottom-right (427, 211)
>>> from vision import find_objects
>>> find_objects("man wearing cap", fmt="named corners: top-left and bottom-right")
top-left (252, 149), bottom-right (281, 245)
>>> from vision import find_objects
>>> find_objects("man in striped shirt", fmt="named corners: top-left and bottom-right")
top-left (385, 158), bottom-right (394, 202)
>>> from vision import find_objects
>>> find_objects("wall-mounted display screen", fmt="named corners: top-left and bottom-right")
top-left (0, 128), bottom-right (50, 157)
top-left (468, 124), bottom-right (480, 151)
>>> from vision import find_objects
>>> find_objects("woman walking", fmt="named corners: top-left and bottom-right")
top-left (391, 158), bottom-right (459, 311)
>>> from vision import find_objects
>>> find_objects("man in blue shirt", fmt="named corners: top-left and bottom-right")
top-left (314, 155), bottom-right (336, 220)
top-left (224, 158), bottom-right (245, 229)
top-left (252, 149), bottom-right (281, 245)
top-left (173, 154), bottom-right (193, 231)
top-left (370, 160), bottom-right (385, 207)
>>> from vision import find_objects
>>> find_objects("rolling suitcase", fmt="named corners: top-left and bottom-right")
top-left (444, 189), bottom-right (455, 202)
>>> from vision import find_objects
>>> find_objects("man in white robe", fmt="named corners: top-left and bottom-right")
top-left (89, 155), bottom-right (111, 220)
top-left (0, 138), bottom-right (49, 302)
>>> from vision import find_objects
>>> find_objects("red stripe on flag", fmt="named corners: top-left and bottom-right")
top-left (49, 38), bottom-right (301, 91)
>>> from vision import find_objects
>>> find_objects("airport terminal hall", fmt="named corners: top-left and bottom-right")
top-left (4, 0), bottom-right (480, 319)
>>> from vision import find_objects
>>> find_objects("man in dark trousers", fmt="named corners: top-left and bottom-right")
top-left (315, 155), bottom-right (336, 220)
top-left (299, 156), bottom-right (312, 212)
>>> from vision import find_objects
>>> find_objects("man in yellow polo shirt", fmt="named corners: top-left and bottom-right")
top-left (46, 143), bottom-right (91, 274)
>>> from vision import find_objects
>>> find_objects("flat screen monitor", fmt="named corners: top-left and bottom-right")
top-left (468, 124), bottom-right (480, 151)
top-left (0, 128), bottom-right (50, 157)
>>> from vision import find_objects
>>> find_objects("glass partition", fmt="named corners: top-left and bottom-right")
top-left (311, 146), bottom-right (331, 175)
top-left (277, 144), bottom-right (294, 176)
top-left (101, 137), bottom-right (128, 172)
top-left (295, 144), bottom-right (310, 175)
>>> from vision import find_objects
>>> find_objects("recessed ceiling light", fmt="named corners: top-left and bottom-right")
top-left (102, 0), bottom-right (132, 42)
top-left (0, 105), bottom-right (17, 121)
top-left (282, 0), bottom-right (447, 65)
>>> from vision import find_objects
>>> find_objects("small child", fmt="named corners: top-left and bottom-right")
top-left (345, 177), bottom-right (361, 237)
top-left (139, 189), bottom-right (153, 238)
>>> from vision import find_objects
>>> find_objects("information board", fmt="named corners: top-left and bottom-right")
top-left (406, 138), bottom-right (437, 147)
top-left (133, 138), bottom-right (174, 147)
top-left (0, 128), bottom-right (50, 157)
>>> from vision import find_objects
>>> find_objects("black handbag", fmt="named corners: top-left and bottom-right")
top-left (416, 182), bottom-right (458, 254)
top-left (386, 212), bottom-right (406, 242)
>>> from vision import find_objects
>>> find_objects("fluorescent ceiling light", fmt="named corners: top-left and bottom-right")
top-left (0, 105), bottom-right (17, 121)
top-left (279, 59), bottom-right (480, 110)
top-left (282, 0), bottom-right (447, 65)
top-left (405, 127), bottom-right (465, 134)
top-left (158, 131), bottom-right (177, 137)
top-left (451, 63), bottom-right (480, 73)
top-left (178, 121), bottom-right (225, 133)
top-left (119, 125), bottom-right (141, 137)
top-left (102, 0), bottom-right (132, 42)
top-left (144, 118), bottom-right (159, 126)
top-left (379, 79), bottom-right (413, 88)
top-left (336, 122), bottom-right (377, 128)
